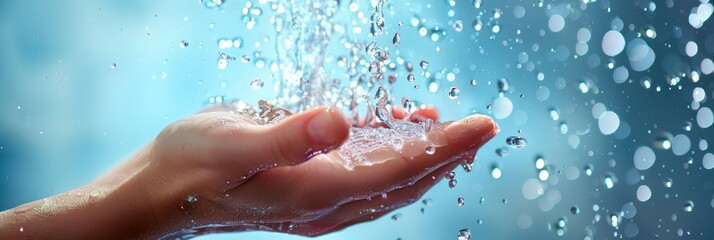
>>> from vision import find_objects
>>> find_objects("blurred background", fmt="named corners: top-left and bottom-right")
top-left (1, 0), bottom-right (713, 239)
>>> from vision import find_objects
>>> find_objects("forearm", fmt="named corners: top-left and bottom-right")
top-left (0, 158), bottom-right (165, 239)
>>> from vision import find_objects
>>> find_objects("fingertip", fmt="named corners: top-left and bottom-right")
top-left (391, 106), bottom-right (407, 119)
top-left (444, 114), bottom-right (499, 146)
top-left (410, 105), bottom-right (439, 122)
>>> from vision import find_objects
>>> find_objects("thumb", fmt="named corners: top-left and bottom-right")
top-left (249, 106), bottom-right (350, 168)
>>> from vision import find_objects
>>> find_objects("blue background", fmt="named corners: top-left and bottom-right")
top-left (1, 0), bottom-right (713, 239)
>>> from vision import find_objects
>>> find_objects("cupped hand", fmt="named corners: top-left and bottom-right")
top-left (104, 104), bottom-right (498, 238)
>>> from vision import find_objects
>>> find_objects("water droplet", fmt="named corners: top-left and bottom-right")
top-left (241, 55), bottom-right (251, 62)
top-left (391, 213), bottom-right (402, 221)
top-left (250, 78), bottom-right (264, 89)
top-left (584, 164), bottom-right (593, 176)
top-left (633, 146), bottom-right (656, 170)
top-left (663, 178), bottom-right (673, 188)
top-left (606, 214), bottom-right (621, 230)
top-left (448, 87), bottom-right (460, 99)
top-left (179, 40), bottom-right (189, 48)
top-left (186, 195), bottom-right (198, 203)
top-left (202, 0), bottom-right (224, 9)
top-left (217, 59), bottom-right (228, 70)
top-left (555, 217), bottom-right (567, 236)
top-left (491, 166), bottom-right (502, 179)
top-left (425, 145), bottom-right (435, 154)
top-left (110, 63), bottom-right (117, 69)
top-left (559, 122), bottom-right (568, 134)
top-left (470, 79), bottom-right (477, 86)
top-left (457, 196), bottom-right (465, 207)
top-left (571, 206), bottom-right (580, 214)
top-left (506, 136), bottom-right (527, 148)
top-left (495, 147), bottom-right (509, 157)
top-left (392, 32), bottom-right (401, 47)
top-left (452, 20), bottom-right (464, 32)
top-left (538, 169), bottom-right (550, 181)
top-left (420, 60), bottom-right (429, 70)
top-left (401, 97), bottom-right (413, 113)
top-left (448, 179), bottom-right (458, 188)
top-left (445, 171), bottom-right (456, 180)
top-left (472, 17), bottom-right (483, 31)
top-left (683, 201), bottom-right (694, 212)
top-left (407, 73), bottom-right (416, 83)
top-left (497, 78), bottom-right (509, 93)
top-left (603, 173), bottom-right (616, 189)
top-left (457, 228), bottom-right (471, 240)
top-left (636, 185), bottom-right (652, 202)
top-left (422, 198), bottom-right (433, 206)
top-left (535, 155), bottom-right (546, 169)
top-left (374, 86), bottom-right (395, 128)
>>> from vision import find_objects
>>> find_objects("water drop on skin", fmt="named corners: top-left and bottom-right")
top-left (186, 195), bottom-right (198, 203)
top-left (425, 145), bottom-right (435, 154)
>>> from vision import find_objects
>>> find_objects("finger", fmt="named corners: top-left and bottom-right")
top-left (252, 106), bottom-right (350, 166)
top-left (198, 105), bottom-right (233, 113)
top-left (391, 106), bottom-right (407, 120)
top-left (306, 114), bottom-right (497, 201)
top-left (225, 115), bottom-right (491, 215)
top-left (409, 105), bottom-right (439, 122)
top-left (216, 107), bottom-right (350, 172)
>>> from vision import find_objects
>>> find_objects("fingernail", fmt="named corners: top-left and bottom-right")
top-left (447, 115), bottom-right (499, 144)
top-left (307, 109), bottom-right (341, 146)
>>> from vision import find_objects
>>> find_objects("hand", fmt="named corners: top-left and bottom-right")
top-left (0, 105), bottom-right (498, 239)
